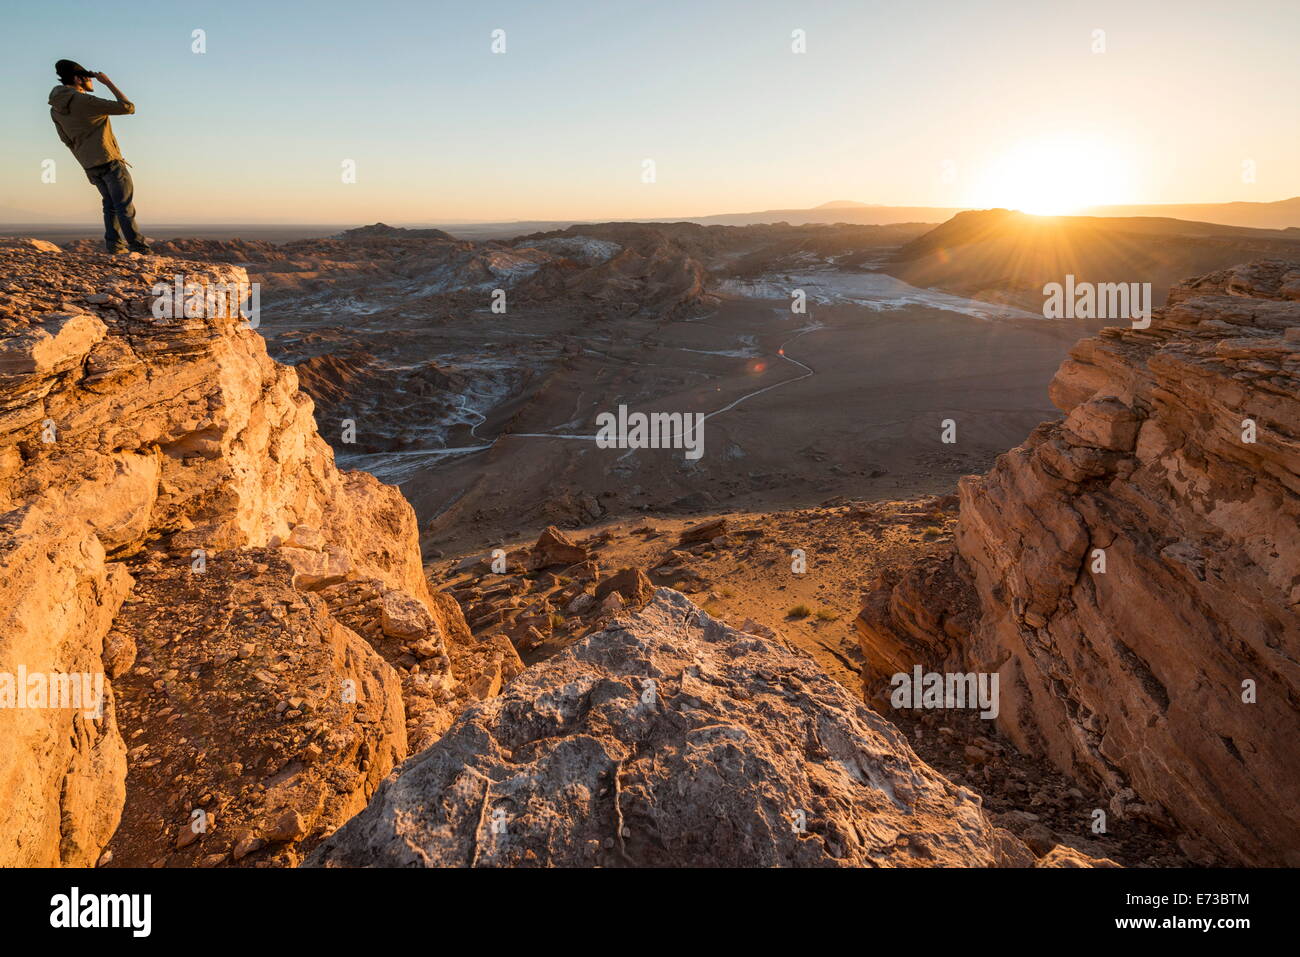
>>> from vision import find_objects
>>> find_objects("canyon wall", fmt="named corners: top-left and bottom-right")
top-left (858, 260), bottom-right (1300, 865)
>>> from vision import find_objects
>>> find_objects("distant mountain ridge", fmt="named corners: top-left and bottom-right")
top-left (332, 222), bottom-right (454, 241)
top-left (421, 197), bottom-right (1300, 241)
top-left (7, 198), bottom-right (1298, 243)
top-left (1089, 197), bottom-right (1300, 230)
top-left (813, 200), bottom-right (876, 209)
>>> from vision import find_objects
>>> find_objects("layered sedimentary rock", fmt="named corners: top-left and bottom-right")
top-left (308, 589), bottom-right (1070, 868)
top-left (0, 240), bottom-right (468, 865)
top-left (858, 261), bottom-right (1300, 865)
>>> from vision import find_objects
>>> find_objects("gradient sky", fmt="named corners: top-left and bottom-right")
top-left (2, 0), bottom-right (1297, 223)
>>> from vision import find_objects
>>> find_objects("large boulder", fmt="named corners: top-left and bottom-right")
top-left (594, 566), bottom-right (655, 608)
top-left (308, 589), bottom-right (1034, 868)
top-left (531, 525), bottom-right (588, 568)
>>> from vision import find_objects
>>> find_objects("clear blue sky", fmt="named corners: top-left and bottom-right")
top-left (3, 0), bottom-right (1297, 223)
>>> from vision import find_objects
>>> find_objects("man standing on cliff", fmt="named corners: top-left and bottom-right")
top-left (48, 59), bottom-right (150, 254)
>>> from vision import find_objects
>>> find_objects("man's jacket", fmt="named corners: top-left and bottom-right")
top-left (48, 84), bottom-right (134, 169)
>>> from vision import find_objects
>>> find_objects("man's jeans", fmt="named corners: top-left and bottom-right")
top-left (85, 160), bottom-right (145, 252)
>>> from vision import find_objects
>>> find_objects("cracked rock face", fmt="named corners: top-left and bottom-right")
top-left (308, 589), bottom-right (1039, 868)
top-left (859, 261), bottom-right (1300, 865)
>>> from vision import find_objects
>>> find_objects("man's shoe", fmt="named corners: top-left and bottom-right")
top-left (128, 242), bottom-right (152, 255)
top-left (108, 246), bottom-right (129, 255)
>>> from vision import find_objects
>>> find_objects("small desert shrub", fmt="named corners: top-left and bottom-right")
top-left (787, 604), bottom-right (812, 619)
top-left (814, 608), bottom-right (840, 622)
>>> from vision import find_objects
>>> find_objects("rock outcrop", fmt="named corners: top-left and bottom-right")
top-left (0, 241), bottom-right (476, 866)
top-left (307, 589), bottom-right (1065, 868)
top-left (857, 261), bottom-right (1300, 865)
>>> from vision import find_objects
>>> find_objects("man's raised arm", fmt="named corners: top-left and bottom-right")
top-left (85, 72), bottom-right (134, 115)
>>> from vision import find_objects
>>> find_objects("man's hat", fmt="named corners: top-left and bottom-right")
top-left (55, 59), bottom-right (93, 84)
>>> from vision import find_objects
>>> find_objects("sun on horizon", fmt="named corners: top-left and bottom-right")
top-left (968, 133), bottom-right (1135, 216)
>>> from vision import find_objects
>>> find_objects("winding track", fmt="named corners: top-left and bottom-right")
top-left (336, 266), bottom-right (1036, 478)
top-left (348, 323), bottom-right (821, 471)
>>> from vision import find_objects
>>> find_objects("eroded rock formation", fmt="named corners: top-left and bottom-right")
top-left (0, 240), bottom-right (494, 866)
top-left (858, 261), bottom-right (1300, 865)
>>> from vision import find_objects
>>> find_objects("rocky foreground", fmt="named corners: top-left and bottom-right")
top-left (308, 589), bottom-right (1074, 867)
top-left (1, 238), bottom-right (1295, 868)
